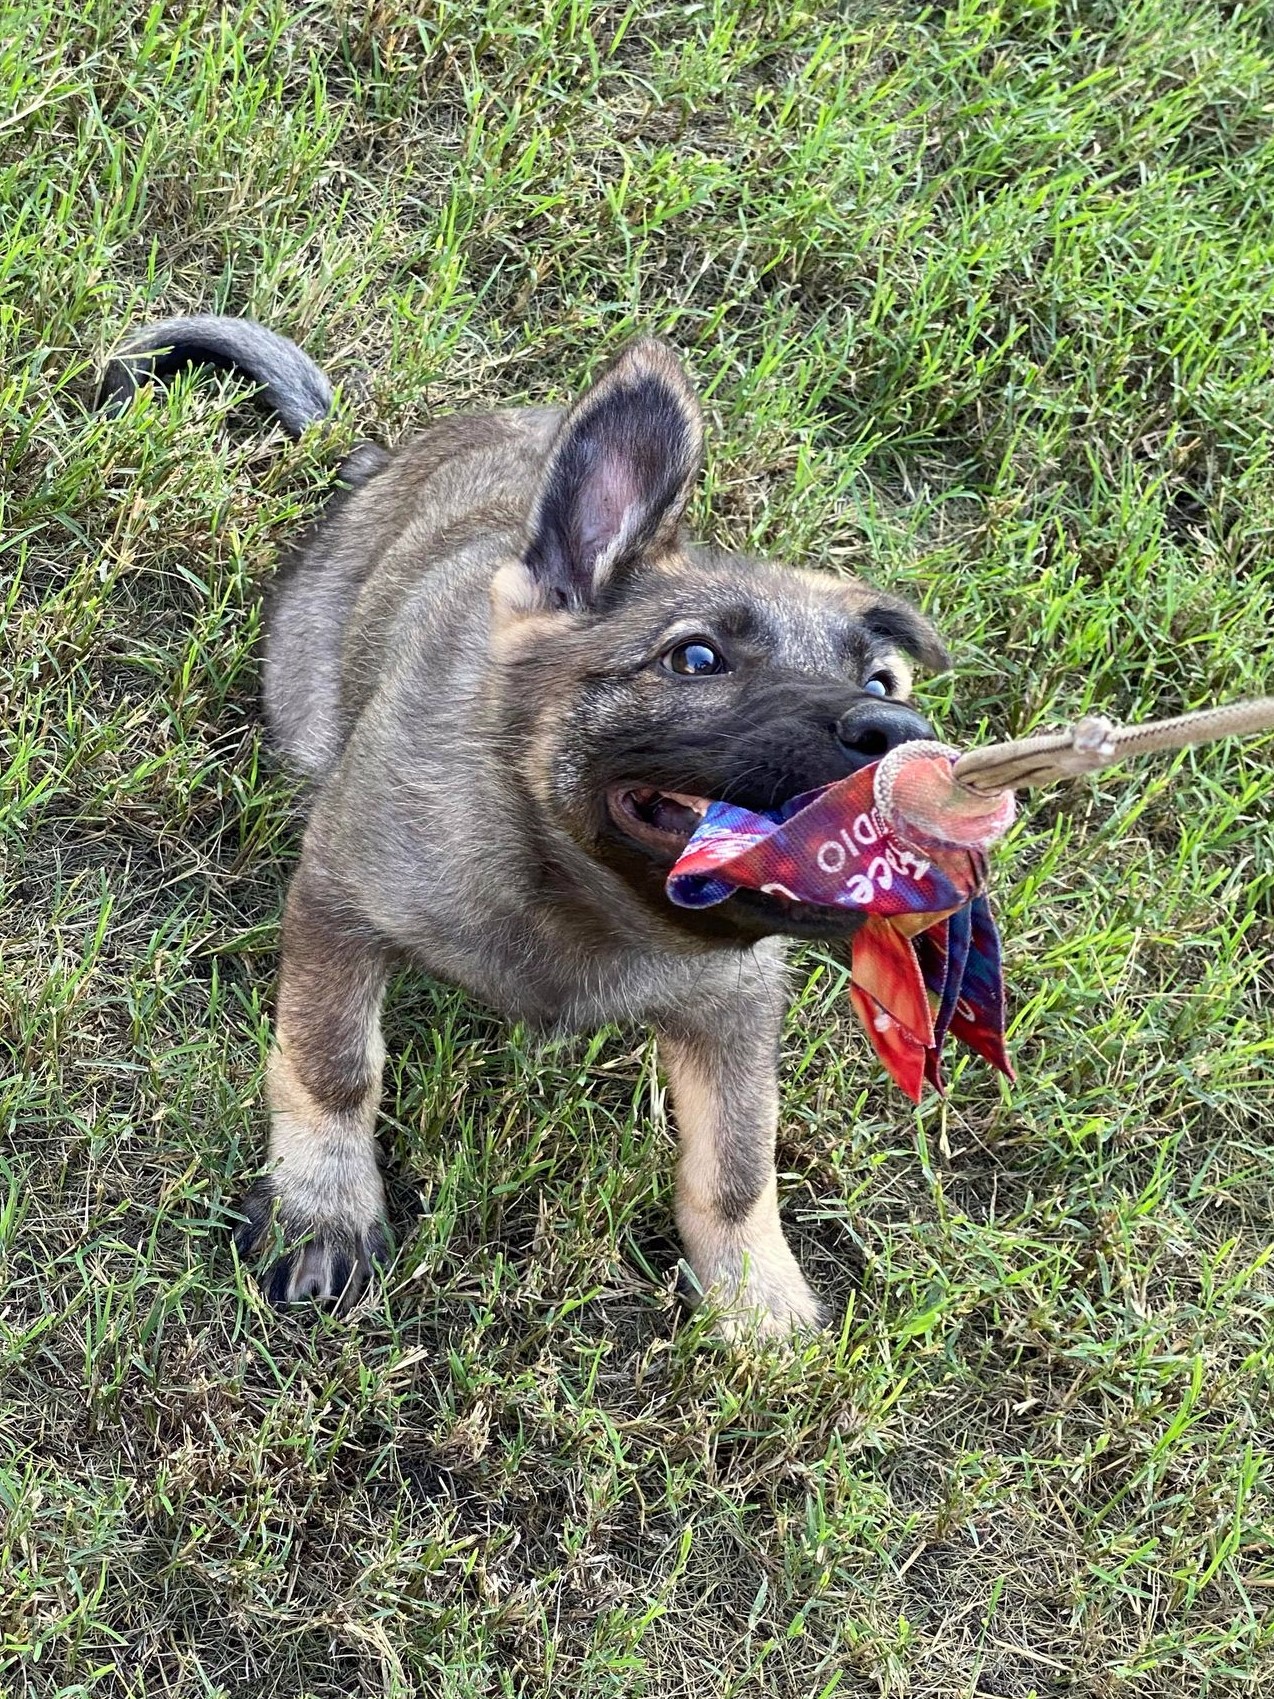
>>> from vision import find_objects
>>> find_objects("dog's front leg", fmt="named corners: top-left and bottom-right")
top-left (656, 987), bottom-right (826, 1340)
top-left (235, 859), bottom-right (389, 1309)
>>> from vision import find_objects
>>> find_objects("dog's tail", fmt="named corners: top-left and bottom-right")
top-left (98, 313), bottom-right (390, 485)
top-left (97, 314), bottom-right (338, 439)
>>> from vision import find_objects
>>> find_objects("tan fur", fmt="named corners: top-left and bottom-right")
top-left (659, 1021), bottom-right (824, 1337)
top-left (266, 1041), bottom-right (384, 1230)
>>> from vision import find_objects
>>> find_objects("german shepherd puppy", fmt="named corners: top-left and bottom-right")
top-left (100, 318), bottom-right (948, 1337)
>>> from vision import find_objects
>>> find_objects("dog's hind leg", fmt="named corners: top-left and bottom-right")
top-left (235, 856), bottom-right (390, 1310)
top-left (655, 966), bottom-right (826, 1339)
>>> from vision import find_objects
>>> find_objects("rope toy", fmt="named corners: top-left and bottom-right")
top-left (668, 697), bottom-right (1274, 1101)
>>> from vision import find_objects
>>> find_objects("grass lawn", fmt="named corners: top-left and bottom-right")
top-left (3, 1), bottom-right (1274, 1693)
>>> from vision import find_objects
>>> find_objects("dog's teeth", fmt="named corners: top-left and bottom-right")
top-left (660, 790), bottom-right (710, 816)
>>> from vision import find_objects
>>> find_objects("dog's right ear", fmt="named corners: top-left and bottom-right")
top-left (494, 339), bottom-right (703, 620)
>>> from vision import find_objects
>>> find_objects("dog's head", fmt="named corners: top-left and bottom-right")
top-left (490, 339), bottom-right (950, 943)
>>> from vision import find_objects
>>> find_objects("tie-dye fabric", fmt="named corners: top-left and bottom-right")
top-left (666, 761), bottom-right (1013, 1102)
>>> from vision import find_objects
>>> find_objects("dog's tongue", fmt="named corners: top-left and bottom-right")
top-left (650, 796), bottom-right (702, 837)
top-left (665, 753), bottom-right (1013, 1101)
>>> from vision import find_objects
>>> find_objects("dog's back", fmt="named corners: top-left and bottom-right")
top-left (265, 407), bottom-right (564, 780)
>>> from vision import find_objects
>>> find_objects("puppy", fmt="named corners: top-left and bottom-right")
top-left (100, 318), bottom-right (949, 1335)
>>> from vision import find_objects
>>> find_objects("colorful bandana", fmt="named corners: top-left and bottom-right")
top-left (666, 754), bottom-right (1015, 1101)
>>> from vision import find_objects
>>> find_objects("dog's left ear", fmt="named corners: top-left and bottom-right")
top-left (498, 339), bottom-right (703, 617)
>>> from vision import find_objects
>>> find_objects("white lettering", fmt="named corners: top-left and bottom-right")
top-left (887, 843), bottom-right (932, 881)
top-left (817, 840), bottom-right (846, 874)
top-left (867, 855), bottom-right (893, 892)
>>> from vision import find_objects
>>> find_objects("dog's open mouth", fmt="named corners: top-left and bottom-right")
top-left (606, 785), bottom-right (711, 858)
top-left (605, 781), bottom-right (865, 938)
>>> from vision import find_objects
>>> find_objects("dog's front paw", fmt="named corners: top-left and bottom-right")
top-left (234, 1171), bottom-right (389, 1313)
top-left (712, 1270), bottom-right (829, 1343)
top-left (681, 1238), bottom-right (829, 1343)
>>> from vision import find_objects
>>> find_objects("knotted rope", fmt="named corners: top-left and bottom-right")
top-left (952, 696), bottom-right (1274, 792)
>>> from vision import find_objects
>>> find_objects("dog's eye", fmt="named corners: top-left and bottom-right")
top-left (863, 670), bottom-right (896, 698)
top-left (665, 640), bottom-right (728, 676)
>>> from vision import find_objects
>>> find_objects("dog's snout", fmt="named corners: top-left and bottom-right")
top-left (835, 700), bottom-right (933, 765)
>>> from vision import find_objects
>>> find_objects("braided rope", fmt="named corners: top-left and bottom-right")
top-left (949, 697), bottom-right (1274, 796)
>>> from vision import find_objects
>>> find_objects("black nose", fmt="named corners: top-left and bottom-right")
top-left (835, 700), bottom-right (933, 766)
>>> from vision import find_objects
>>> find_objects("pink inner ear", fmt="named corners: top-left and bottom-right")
top-left (577, 450), bottom-right (641, 569)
